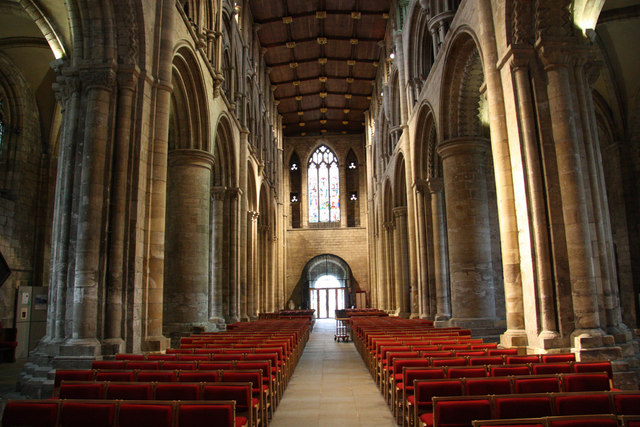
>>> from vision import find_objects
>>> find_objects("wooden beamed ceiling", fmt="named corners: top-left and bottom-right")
top-left (249, 0), bottom-right (391, 137)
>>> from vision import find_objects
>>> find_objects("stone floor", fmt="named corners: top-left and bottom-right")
top-left (270, 319), bottom-right (396, 427)
top-left (0, 357), bottom-right (27, 415)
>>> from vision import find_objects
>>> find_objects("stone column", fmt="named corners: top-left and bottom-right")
top-left (105, 67), bottom-right (139, 353)
top-left (69, 67), bottom-right (116, 351)
top-left (48, 70), bottom-right (80, 343)
top-left (164, 149), bottom-right (214, 337)
top-left (228, 188), bottom-right (242, 322)
top-left (538, 44), bottom-right (603, 339)
top-left (210, 186), bottom-right (227, 328)
top-left (393, 206), bottom-right (411, 317)
top-left (247, 211), bottom-right (259, 318)
top-left (413, 180), bottom-right (430, 319)
top-left (438, 138), bottom-right (496, 328)
top-left (511, 57), bottom-right (558, 339)
top-left (375, 220), bottom-right (387, 310)
top-left (428, 177), bottom-right (451, 321)
top-left (384, 221), bottom-right (395, 311)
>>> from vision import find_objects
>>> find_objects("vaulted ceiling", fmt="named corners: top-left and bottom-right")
top-left (249, 0), bottom-right (392, 137)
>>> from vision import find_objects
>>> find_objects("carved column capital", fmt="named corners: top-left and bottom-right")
top-left (437, 137), bottom-right (490, 159)
top-left (80, 67), bottom-right (117, 92)
top-left (383, 221), bottom-right (395, 231)
top-left (168, 149), bottom-right (215, 169)
top-left (412, 178), bottom-right (429, 195)
top-left (426, 177), bottom-right (444, 193)
top-left (393, 206), bottom-right (407, 218)
top-left (211, 186), bottom-right (228, 201)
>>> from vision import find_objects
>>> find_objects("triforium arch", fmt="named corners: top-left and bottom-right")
top-left (245, 160), bottom-right (259, 319)
top-left (438, 28), bottom-right (504, 334)
top-left (381, 179), bottom-right (395, 312)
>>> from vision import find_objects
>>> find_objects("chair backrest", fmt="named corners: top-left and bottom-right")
top-left (513, 376), bottom-right (561, 394)
top-left (105, 383), bottom-right (152, 400)
top-left (177, 371), bottom-right (219, 382)
top-left (160, 362), bottom-right (196, 370)
top-left (136, 370), bottom-right (177, 382)
top-left (433, 397), bottom-right (492, 427)
top-left (506, 356), bottom-right (540, 365)
top-left (116, 354), bottom-right (145, 361)
top-left (487, 349), bottom-right (518, 356)
top-left (95, 371), bottom-right (135, 382)
top-left (414, 379), bottom-right (464, 410)
top-left (202, 383), bottom-right (252, 411)
top-left (554, 393), bottom-right (613, 416)
top-left (59, 382), bottom-right (104, 399)
top-left (572, 362), bottom-right (613, 379)
top-left (118, 402), bottom-right (173, 427)
top-left (489, 364), bottom-right (530, 376)
top-left (177, 402), bottom-right (235, 427)
top-left (532, 363), bottom-right (572, 375)
top-left (562, 373), bottom-right (610, 392)
top-left (147, 354), bottom-right (178, 361)
top-left (541, 354), bottom-right (575, 363)
top-left (432, 357), bottom-right (467, 367)
top-left (495, 394), bottom-right (553, 419)
top-left (125, 361), bottom-right (159, 370)
top-left (60, 401), bottom-right (115, 427)
top-left (465, 377), bottom-right (512, 396)
top-left (448, 366), bottom-right (488, 379)
top-left (199, 362), bottom-right (234, 370)
top-left (469, 356), bottom-right (504, 366)
top-left (154, 383), bottom-right (201, 400)
top-left (2, 400), bottom-right (59, 427)
top-left (92, 361), bottom-right (126, 370)
top-left (547, 414), bottom-right (618, 427)
top-left (613, 392), bottom-right (640, 415)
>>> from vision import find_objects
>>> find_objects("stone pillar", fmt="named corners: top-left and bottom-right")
top-left (384, 221), bottom-right (395, 311)
top-left (164, 149), bottom-right (214, 338)
top-left (428, 177), bottom-right (451, 322)
top-left (438, 137), bottom-right (496, 328)
top-left (247, 211), bottom-right (259, 318)
top-left (228, 188), bottom-right (242, 322)
top-left (68, 67), bottom-right (116, 352)
top-left (393, 207), bottom-right (411, 317)
top-left (511, 57), bottom-right (558, 340)
top-left (376, 220), bottom-right (387, 310)
top-left (210, 186), bottom-right (227, 328)
top-left (538, 44), bottom-right (604, 340)
top-left (413, 180), bottom-right (430, 318)
top-left (104, 67), bottom-right (139, 353)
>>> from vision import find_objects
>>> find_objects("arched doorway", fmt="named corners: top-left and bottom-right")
top-left (293, 255), bottom-right (354, 319)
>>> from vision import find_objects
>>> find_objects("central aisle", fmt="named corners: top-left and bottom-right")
top-left (270, 319), bottom-right (397, 427)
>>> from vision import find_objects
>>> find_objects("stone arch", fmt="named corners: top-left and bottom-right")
top-left (405, 2), bottom-right (433, 103)
top-left (170, 45), bottom-right (210, 151)
top-left (212, 113), bottom-right (236, 187)
top-left (413, 102), bottom-right (439, 181)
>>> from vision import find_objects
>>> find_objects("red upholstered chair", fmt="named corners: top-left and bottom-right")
top-left (115, 354), bottom-right (145, 361)
top-left (424, 397), bottom-right (492, 427)
top-left (513, 376), bottom-right (560, 394)
top-left (547, 414), bottom-right (618, 427)
top-left (178, 355), bottom-right (210, 361)
top-left (494, 395), bottom-right (553, 419)
top-left (532, 363), bottom-right (572, 375)
top-left (199, 362), bottom-right (234, 370)
top-left (95, 370), bottom-right (135, 382)
top-left (620, 415), bottom-right (640, 427)
top-left (60, 401), bottom-right (115, 427)
top-left (488, 349), bottom-right (518, 356)
top-left (541, 354), bottom-right (575, 363)
top-left (432, 357), bottom-right (466, 367)
top-left (202, 383), bottom-right (256, 427)
top-left (92, 361), bottom-right (126, 370)
top-left (420, 351), bottom-right (455, 358)
top-left (554, 393), bottom-right (613, 416)
top-left (136, 370), bottom-right (176, 382)
top-left (455, 351), bottom-right (486, 357)
top-left (448, 366), bottom-right (487, 379)
top-left (54, 370), bottom-right (94, 388)
top-left (160, 361), bottom-right (196, 370)
top-left (58, 382), bottom-right (104, 399)
top-left (154, 382), bottom-right (201, 400)
top-left (213, 354), bottom-right (244, 362)
top-left (465, 377), bottom-right (512, 395)
top-left (400, 368), bottom-right (446, 424)
top-left (125, 361), bottom-right (159, 370)
top-left (105, 383), bottom-right (152, 400)
top-left (562, 373), bottom-right (610, 392)
top-left (2, 400), bottom-right (59, 427)
top-left (572, 362), bottom-right (613, 379)
top-left (118, 403), bottom-right (173, 427)
top-left (490, 364), bottom-right (530, 376)
top-left (506, 356), bottom-right (540, 365)
top-left (177, 402), bottom-right (241, 427)
top-left (471, 343), bottom-right (498, 350)
top-left (469, 356), bottom-right (504, 366)
top-left (412, 378), bottom-right (464, 424)
top-left (178, 371), bottom-right (219, 382)
top-left (220, 370), bottom-right (265, 423)
top-left (146, 354), bottom-right (178, 361)
top-left (614, 392), bottom-right (640, 415)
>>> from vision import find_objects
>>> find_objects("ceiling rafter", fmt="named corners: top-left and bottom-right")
top-left (255, 10), bottom-right (388, 25)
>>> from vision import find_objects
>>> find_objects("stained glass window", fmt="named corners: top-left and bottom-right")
top-left (308, 145), bottom-right (340, 223)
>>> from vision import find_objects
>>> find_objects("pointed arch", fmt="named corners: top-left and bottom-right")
top-left (307, 144), bottom-right (340, 224)
top-left (213, 113), bottom-right (236, 187)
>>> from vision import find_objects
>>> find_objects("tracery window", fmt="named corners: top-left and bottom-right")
top-left (308, 145), bottom-right (340, 223)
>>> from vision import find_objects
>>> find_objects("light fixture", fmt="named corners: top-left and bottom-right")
top-left (348, 162), bottom-right (357, 169)
top-left (350, 192), bottom-right (358, 201)
top-left (290, 193), bottom-right (299, 203)
top-left (390, 52), bottom-right (395, 60)
top-left (290, 163), bottom-right (298, 171)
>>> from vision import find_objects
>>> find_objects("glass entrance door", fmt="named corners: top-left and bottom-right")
top-left (310, 288), bottom-right (346, 319)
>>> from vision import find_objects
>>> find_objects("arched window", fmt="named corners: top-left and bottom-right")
top-left (308, 145), bottom-right (340, 223)
top-left (0, 99), bottom-right (5, 155)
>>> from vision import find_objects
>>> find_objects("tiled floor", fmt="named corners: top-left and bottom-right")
top-left (270, 319), bottom-right (397, 427)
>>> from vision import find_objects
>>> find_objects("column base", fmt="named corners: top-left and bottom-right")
top-left (102, 338), bottom-right (125, 355)
top-left (449, 317), bottom-right (506, 340)
top-left (143, 335), bottom-right (171, 352)
top-left (500, 329), bottom-right (529, 348)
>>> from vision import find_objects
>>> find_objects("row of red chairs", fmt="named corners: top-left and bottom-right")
top-left (58, 381), bottom-right (260, 427)
top-left (404, 373), bottom-right (613, 427)
top-left (417, 390), bottom-right (640, 427)
top-left (474, 413), bottom-right (640, 427)
top-left (2, 399), bottom-right (245, 427)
